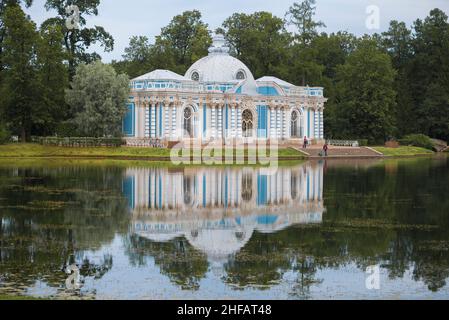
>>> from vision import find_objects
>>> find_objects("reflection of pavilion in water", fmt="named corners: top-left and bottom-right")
top-left (123, 163), bottom-right (324, 261)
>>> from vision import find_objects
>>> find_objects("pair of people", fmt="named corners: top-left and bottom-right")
top-left (302, 136), bottom-right (328, 157)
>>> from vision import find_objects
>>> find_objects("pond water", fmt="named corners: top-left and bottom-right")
top-left (0, 156), bottom-right (449, 300)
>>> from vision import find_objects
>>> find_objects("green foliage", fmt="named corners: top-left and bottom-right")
top-left (35, 24), bottom-right (69, 135)
top-left (358, 139), bottom-right (368, 147)
top-left (42, 0), bottom-right (114, 78)
top-left (382, 9), bottom-right (449, 141)
top-left (0, 4), bottom-right (69, 141)
top-left (116, 36), bottom-right (154, 78)
top-left (373, 146), bottom-right (433, 156)
top-left (286, 0), bottom-right (326, 45)
top-left (398, 134), bottom-right (435, 150)
top-left (0, 4), bottom-right (39, 142)
top-left (66, 61), bottom-right (129, 137)
top-left (55, 121), bottom-right (79, 137)
top-left (0, 2), bottom-right (448, 146)
top-left (154, 10), bottom-right (211, 74)
top-left (333, 39), bottom-right (397, 143)
top-left (0, 122), bottom-right (10, 144)
top-left (0, 1), bottom-right (33, 72)
top-left (222, 11), bottom-right (291, 79)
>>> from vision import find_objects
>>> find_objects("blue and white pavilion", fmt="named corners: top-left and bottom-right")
top-left (123, 35), bottom-right (327, 143)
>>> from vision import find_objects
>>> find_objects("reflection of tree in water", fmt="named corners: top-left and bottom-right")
top-left (223, 233), bottom-right (292, 290)
top-left (0, 165), bottom-right (130, 295)
top-left (223, 228), bottom-right (331, 297)
top-left (80, 254), bottom-right (114, 280)
top-left (124, 234), bottom-right (208, 290)
top-left (2, 157), bottom-right (449, 296)
top-left (323, 157), bottom-right (449, 292)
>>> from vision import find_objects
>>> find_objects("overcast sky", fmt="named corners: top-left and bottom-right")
top-left (24, 0), bottom-right (449, 62)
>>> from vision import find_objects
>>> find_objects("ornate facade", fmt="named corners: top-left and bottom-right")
top-left (123, 35), bottom-right (327, 143)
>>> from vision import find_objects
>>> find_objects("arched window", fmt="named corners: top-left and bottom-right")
top-left (183, 107), bottom-right (193, 137)
top-left (236, 70), bottom-right (246, 80)
top-left (291, 111), bottom-right (299, 137)
top-left (191, 71), bottom-right (199, 81)
top-left (291, 110), bottom-right (303, 138)
top-left (242, 109), bottom-right (253, 138)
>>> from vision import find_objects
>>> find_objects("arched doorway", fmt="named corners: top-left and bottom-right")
top-left (183, 106), bottom-right (194, 138)
top-left (242, 109), bottom-right (254, 138)
top-left (290, 110), bottom-right (303, 138)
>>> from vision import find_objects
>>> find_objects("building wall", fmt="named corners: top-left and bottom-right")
top-left (124, 92), bottom-right (326, 142)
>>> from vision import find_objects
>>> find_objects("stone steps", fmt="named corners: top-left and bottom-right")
top-left (291, 146), bottom-right (383, 158)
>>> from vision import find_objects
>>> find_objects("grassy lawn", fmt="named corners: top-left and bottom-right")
top-left (373, 146), bottom-right (434, 157)
top-left (0, 143), bottom-right (305, 160)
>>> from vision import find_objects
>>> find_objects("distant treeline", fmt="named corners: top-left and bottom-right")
top-left (1, 0), bottom-right (448, 144)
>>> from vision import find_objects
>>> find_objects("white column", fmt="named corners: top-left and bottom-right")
top-left (230, 105), bottom-right (235, 138)
top-left (305, 108), bottom-right (309, 139)
top-left (145, 104), bottom-right (150, 138)
top-left (211, 106), bottom-right (216, 139)
top-left (164, 104), bottom-right (170, 139)
top-left (176, 104), bottom-right (182, 139)
top-left (275, 108), bottom-right (281, 139)
top-left (267, 107), bottom-right (271, 139)
top-left (319, 110), bottom-right (324, 139)
top-left (150, 103), bottom-right (157, 138)
top-left (281, 108), bottom-right (287, 139)
top-left (236, 106), bottom-right (242, 138)
top-left (218, 105), bottom-right (223, 139)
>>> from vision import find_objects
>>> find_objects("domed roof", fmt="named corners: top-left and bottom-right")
top-left (185, 35), bottom-right (256, 85)
top-left (185, 227), bottom-right (254, 260)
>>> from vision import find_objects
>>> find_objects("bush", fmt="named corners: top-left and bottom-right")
top-left (358, 139), bottom-right (369, 146)
top-left (0, 124), bottom-right (10, 144)
top-left (55, 121), bottom-right (79, 137)
top-left (398, 134), bottom-right (434, 150)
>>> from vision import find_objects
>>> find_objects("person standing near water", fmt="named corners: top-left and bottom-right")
top-left (303, 136), bottom-right (308, 149)
top-left (323, 142), bottom-right (328, 157)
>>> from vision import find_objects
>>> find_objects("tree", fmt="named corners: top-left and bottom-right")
top-left (285, 0), bottom-right (326, 85)
top-left (222, 12), bottom-right (291, 79)
top-left (115, 36), bottom-right (154, 78)
top-left (123, 36), bottom-right (153, 63)
top-left (66, 61), bottom-right (129, 137)
top-left (0, 0), bottom-right (33, 74)
top-left (0, 4), bottom-right (39, 142)
top-left (42, 0), bottom-right (114, 78)
top-left (334, 39), bottom-right (397, 143)
top-left (408, 9), bottom-right (449, 141)
top-left (155, 10), bottom-right (211, 74)
top-left (35, 24), bottom-right (69, 135)
top-left (309, 32), bottom-right (356, 137)
top-left (381, 21), bottom-right (415, 136)
top-left (286, 0), bottom-right (326, 45)
top-left (0, 121), bottom-right (9, 143)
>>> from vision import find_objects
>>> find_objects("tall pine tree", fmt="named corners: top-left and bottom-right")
top-left (0, 4), bottom-right (39, 141)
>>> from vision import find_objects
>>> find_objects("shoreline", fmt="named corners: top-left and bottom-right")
top-left (0, 144), bottom-right (439, 162)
